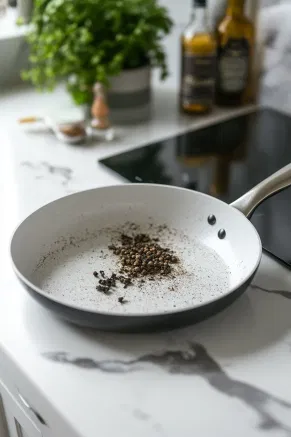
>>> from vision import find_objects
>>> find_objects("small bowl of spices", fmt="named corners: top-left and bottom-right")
top-left (56, 121), bottom-right (87, 144)
top-left (18, 116), bottom-right (88, 145)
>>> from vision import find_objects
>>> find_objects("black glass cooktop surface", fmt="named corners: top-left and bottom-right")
top-left (100, 108), bottom-right (291, 268)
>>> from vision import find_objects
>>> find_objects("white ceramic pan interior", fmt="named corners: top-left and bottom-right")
top-left (10, 164), bottom-right (291, 318)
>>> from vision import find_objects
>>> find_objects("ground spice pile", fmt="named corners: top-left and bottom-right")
top-left (93, 232), bottom-right (179, 303)
top-left (109, 233), bottom-right (178, 277)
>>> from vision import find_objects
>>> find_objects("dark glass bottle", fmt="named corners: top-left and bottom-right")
top-left (180, 0), bottom-right (216, 115)
top-left (215, 0), bottom-right (255, 106)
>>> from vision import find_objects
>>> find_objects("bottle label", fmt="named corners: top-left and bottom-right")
top-left (218, 39), bottom-right (250, 94)
top-left (181, 53), bottom-right (216, 105)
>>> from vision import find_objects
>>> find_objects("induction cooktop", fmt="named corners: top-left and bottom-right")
top-left (100, 108), bottom-right (291, 268)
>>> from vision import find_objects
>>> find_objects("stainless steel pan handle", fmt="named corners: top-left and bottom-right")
top-left (231, 163), bottom-right (291, 218)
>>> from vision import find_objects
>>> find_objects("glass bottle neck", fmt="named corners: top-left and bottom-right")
top-left (226, 0), bottom-right (245, 17)
top-left (191, 5), bottom-right (207, 31)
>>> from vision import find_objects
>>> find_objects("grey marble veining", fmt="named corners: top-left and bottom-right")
top-left (21, 161), bottom-right (73, 186)
top-left (44, 341), bottom-right (291, 434)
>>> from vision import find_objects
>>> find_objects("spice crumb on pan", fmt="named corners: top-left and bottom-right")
top-left (118, 296), bottom-right (126, 304)
top-left (92, 231), bottom-right (180, 300)
top-left (96, 284), bottom-right (110, 294)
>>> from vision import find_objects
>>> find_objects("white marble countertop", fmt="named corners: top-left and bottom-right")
top-left (1, 84), bottom-right (291, 437)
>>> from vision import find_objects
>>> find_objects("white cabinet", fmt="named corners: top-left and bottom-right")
top-left (0, 381), bottom-right (41, 437)
top-left (0, 394), bottom-right (9, 437)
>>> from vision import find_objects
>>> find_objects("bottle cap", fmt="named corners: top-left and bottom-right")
top-left (193, 0), bottom-right (206, 6)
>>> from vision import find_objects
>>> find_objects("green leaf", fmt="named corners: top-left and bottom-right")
top-left (23, 0), bottom-right (173, 104)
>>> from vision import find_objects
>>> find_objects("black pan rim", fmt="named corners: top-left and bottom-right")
top-left (10, 184), bottom-right (263, 318)
top-left (17, 271), bottom-right (258, 332)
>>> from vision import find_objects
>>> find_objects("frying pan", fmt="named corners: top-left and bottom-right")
top-left (11, 164), bottom-right (291, 332)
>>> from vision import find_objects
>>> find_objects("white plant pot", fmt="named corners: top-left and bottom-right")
top-left (107, 65), bottom-right (151, 124)
top-left (17, 0), bottom-right (33, 24)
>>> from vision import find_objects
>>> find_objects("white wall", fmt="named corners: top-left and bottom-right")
top-left (159, 0), bottom-right (191, 25)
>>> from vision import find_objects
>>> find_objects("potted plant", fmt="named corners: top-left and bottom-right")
top-left (22, 0), bottom-right (173, 123)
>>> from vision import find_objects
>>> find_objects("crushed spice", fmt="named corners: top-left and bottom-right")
top-left (118, 296), bottom-right (126, 304)
top-left (93, 231), bottom-right (180, 303)
top-left (109, 233), bottom-right (178, 279)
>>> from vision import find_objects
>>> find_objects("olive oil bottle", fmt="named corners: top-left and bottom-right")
top-left (180, 0), bottom-right (216, 115)
top-left (215, 0), bottom-right (255, 106)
